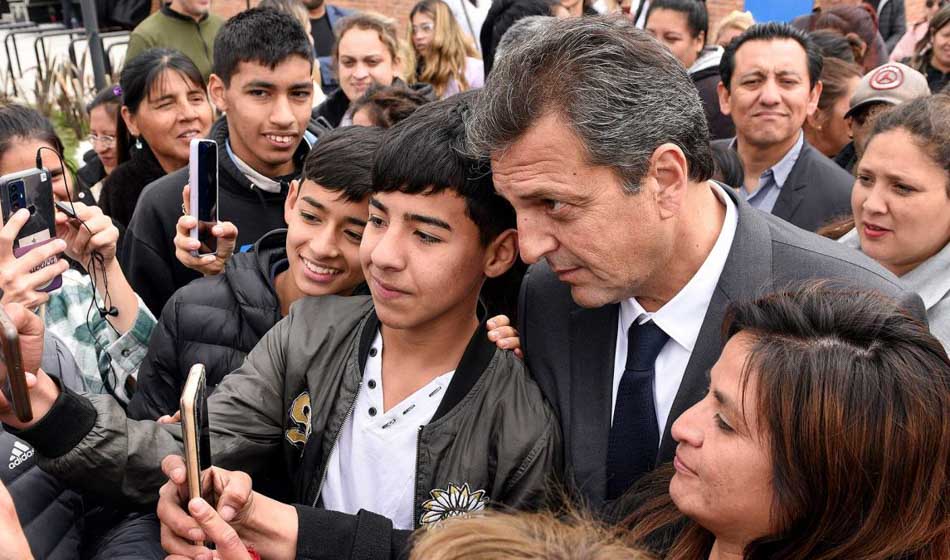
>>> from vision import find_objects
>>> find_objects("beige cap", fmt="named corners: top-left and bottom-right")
top-left (845, 62), bottom-right (931, 119)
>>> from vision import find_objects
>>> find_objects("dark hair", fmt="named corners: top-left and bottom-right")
top-left (807, 29), bottom-right (859, 64)
top-left (646, 0), bottom-right (709, 40)
top-left (349, 84), bottom-right (431, 128)
top-left (807, 6), bottom-right (885, 70)
top-left (867, 94), bottom-right (950, 194)
top-left (86, 85), bottom-right (122, 117)
top-left (374, 91), bottom-right (513, 246)
top-left (480, 0), bottom-right (559, 76)
top-left (469, 15), bottom-right (715, 191)
top-left (720, 22), bottom-right (823, 92)
top-left (302, 126), bottom-right (382, 202)
top-left (816, 57), bottom-right (862, 113)
top-left (625, 282), bottom-right (950, 559)
top-left (374, 92), bottom-right (523, 319)
top-left (709, 143), bottom-right (744, 189)
top-left (212, 7), bottom-right (314, 87)
top-left (0, 103), bottom-right (65, 164)
top-left (116, 48), bottom-right (206, 164)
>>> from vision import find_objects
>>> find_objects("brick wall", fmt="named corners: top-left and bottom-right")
top-left (207, 0), bottom-right (931, 38)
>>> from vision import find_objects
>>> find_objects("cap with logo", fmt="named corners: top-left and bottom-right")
top-left (845, 62), bottom-right (931, 119)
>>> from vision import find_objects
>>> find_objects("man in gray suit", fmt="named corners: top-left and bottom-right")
top-left (714, 23), bottom-right (855, 233)
top-left (467, 16), bottom-right (924, 509)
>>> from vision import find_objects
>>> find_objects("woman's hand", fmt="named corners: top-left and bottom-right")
top-left (487, 314), bottom-right (523, 358)
top-left (0, 209), bottom-right (68, 309)
top-left (55, 202), bottom-right (118, 265)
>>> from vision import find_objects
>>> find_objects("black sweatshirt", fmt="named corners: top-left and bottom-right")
top-left (119, 117), bottom-right (309, 317)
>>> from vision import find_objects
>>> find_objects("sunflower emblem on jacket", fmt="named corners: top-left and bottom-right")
top-left (419, 483), bottom-right (488, 526)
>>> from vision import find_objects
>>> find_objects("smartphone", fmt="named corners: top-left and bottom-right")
top-left (0, 168), bottom-right (61, 292)
top-left (189, 139), bottom-right (218, 257)
top-left (0, 307), bottom-right (32, 423)
top-left (54, 200), bottom-right (78, 219)
top-left (180, 363), bottom-right (213, 519)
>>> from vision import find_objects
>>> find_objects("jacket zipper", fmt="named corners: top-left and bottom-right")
top-left (412, 426), bottom-right (423, 529)
top-left (311, 395), bottom-right (358, 507)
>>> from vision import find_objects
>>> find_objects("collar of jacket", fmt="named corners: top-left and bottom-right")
top-left (211, 116), bottom-right (309, 197)
top-left (356, 303), bottom-right (493, 423)
top-left (161, 2), bottom-right (209, 24)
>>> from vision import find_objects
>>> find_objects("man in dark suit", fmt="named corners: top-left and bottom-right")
top-left (715, 23), bottom-right (854, 233)
top-left (467, 16), bottom-right (924, 510)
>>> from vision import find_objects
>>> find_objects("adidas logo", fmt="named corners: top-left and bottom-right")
top-left (8, 441), bottom-right (33, 470)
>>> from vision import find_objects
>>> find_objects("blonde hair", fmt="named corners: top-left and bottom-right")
top-left (409, 510), bottom-right (651, 560)
top-left (333, 12), bottom-right (405, 80)
top-left (406, 0), bottom-right (479, 98)
top-left (714, 10), bottom-right (755, 44)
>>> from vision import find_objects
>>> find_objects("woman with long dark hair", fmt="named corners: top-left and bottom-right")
top-left (911, 4), bottom-right (950, 92)
top-left (623, 282), bottom-right (949, 559)
top-left (98, 48), bottom-right (214, 227)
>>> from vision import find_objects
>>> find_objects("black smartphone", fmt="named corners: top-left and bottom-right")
top-left (0, 168), bottom-right (60, 292)
top-left (0, 307), bottom-right (32, 423)
top-left (180, 363), bottom-right (213, 533)
top-left (54, 200), bottom-right (78, 219)
top-left (189, 139), bottom-right (218, 257)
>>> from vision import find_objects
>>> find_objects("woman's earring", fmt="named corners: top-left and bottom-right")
top-left (135, 137), bottom-right (142, 150)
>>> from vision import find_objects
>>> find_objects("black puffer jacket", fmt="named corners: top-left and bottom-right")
top-left (126, 229), bottom-right (286, 420)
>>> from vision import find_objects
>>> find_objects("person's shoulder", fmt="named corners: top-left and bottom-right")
top-left (762, 214), bottom-right (908, 296)
top-left (137, 167), bottom-right (188, 208)
top-left (711, 137), bottom-right (734, 149)
top-left (288, 294), bottom-right (374, 329)
top-left (796, 142), bottom-right (855, 192)
top-left (131, 9), bottom-right (167, 35)
top-left (326, 4), bottom-right (352, 17)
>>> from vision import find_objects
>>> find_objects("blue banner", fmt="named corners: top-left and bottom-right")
top-left (745, 0), bottom-right (815, 24)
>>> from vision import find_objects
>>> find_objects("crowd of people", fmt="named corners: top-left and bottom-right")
top-left (0, 0), bottom-right (947, 559)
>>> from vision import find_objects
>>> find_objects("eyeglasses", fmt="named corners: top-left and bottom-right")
top-left (88, 133), bottom-right (116, 148)
top-left (412, 22), bottom-right (434, 34)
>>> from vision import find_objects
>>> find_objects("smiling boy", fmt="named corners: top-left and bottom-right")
top-left (121, 8), bottom-right (317, 317)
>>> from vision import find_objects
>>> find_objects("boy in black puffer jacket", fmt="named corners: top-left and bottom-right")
top-left (128, 126), bottom-right (380, 421)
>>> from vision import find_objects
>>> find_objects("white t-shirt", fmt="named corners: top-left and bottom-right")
top-left (321, 331), bottom-right (455, 530)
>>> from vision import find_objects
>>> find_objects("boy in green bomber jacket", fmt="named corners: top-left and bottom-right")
top-left (0, 93), bottom-right (561, 560)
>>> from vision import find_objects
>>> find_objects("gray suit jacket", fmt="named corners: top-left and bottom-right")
top-left (517, 184), bottom-right (925, 509)
top-left (713, 138), bottom-right (854, 232)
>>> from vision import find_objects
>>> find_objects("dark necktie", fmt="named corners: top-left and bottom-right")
top-left (606, 320), bottom-right (669, 500)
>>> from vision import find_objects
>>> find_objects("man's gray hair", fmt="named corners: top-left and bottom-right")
top-left (495, 16), bottom-right (555, 65)
top-left (467, 16), bottom-right (715, 193)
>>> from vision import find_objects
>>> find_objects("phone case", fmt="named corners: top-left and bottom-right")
top-left (189, 139), bottom-right (219, 257)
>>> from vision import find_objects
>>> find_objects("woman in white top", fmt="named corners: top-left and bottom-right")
top-left (408, 0), bottom-right (484, 100)
top-left (837, 94), bottom-right (950, 351)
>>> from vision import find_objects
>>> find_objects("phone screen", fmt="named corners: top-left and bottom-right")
top-left (195, 142), bottom-right (217, 255)
top-left (196, 379), bottom-right (212, 473)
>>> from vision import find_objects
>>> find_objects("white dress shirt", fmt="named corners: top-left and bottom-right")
top-left (321, 331), bottom-right (455, 530)
top-left (611, 181), bottom-right (738, 438)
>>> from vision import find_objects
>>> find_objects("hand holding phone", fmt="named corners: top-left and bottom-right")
top-left (0, 306), bottom-right (32, 423)
top-left (0, 168), bottom-right (61, 293)
top-left (0, 210), bottom-right (67, 310)
top-left (189, 140), bottom-right (219, 258)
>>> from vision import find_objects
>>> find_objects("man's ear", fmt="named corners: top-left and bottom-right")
top-left (717, 81), bottom-right (732, 117)
top-left (285, 179), bottom-right (300, 223)
top-left (648, 143), bottom-right (689, 220)
top-left (483, 229), bottom-right (519, 279)
top-left (120, 106), bottom-right (139, 137)
top-left (207, 74), bottom-right (229, 114)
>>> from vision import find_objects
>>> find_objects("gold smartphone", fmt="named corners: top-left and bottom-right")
top-left (180, 364), bottom-right (213, 520)
top-left (0, 307), bottom-right (32, 422)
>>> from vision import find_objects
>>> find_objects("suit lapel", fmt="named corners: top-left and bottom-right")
top-left (569, 303), bottom-right (618, 506)
top-left (770, 144), bottom-right (811, 223)
top-left (658, 187), bottom-right (775, 461)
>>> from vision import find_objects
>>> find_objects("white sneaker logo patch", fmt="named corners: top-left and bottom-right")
top-left (8, 441), bottom-right (33, 470)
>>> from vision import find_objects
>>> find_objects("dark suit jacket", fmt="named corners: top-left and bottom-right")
top-left (713, 138), bottom-right (854, 232)
top-left (518, 184), bottom-right (925, 510)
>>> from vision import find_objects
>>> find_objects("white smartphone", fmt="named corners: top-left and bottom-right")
top-left (188, 139), bottom-right (218, 257)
